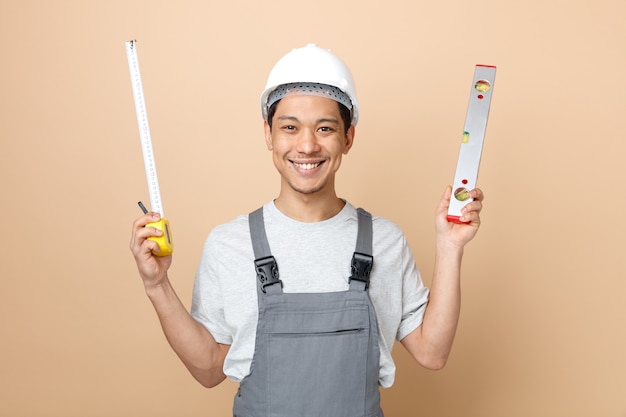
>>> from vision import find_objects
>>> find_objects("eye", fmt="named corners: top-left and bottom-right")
top-left (318, 126), bottom-right (335, 133)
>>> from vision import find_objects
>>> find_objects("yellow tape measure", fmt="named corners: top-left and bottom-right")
top-left (126, 40), bottom-right (173, 256)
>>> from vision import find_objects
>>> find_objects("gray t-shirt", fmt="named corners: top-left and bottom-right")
top-left (191, 201), bottom-right (429, 388)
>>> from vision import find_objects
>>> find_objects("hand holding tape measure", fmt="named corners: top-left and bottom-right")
top-left (126, 40), bottom-right (173, 256)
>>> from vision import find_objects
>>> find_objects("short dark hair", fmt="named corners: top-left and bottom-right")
top-left (267, 99), bottom-right (352, 134)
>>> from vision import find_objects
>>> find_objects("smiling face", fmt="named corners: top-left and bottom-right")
top-left (264, 94), bottom-right (355, 201)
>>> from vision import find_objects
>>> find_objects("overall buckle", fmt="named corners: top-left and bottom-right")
top-left (349, 252), bottom-right (373, 289)
top-left (255, 256), bottom-right (282, 293)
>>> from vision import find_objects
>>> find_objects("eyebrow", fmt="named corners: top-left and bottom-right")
top-left (317, 117), bottom-right (340, 125)
top-left (276, 115), bottom-right (340, 125)
top-left (276, 115), bottom-right (299, 123)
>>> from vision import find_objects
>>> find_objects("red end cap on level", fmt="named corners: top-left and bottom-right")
top-left (476, 64), bottom-right (497, 68)
top-left (447, 215), bottom-right (471, 225)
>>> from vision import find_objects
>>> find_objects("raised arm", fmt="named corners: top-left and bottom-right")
top-left (130, 212), bottom-right (229, 387)
top-left (400, 186), bottom-right (483, 370)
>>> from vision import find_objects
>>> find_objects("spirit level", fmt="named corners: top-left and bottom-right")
top-left (447, 64), bottom-right (496, 224)
top-left (126, 39), bottom-right (173, 255)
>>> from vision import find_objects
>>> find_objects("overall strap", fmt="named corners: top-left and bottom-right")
top-left (349, 208), bottom-right (374, 291)
top-left (249, 207), bottom-right (283, 294)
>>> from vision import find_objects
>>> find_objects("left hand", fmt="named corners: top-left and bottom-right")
top-left (435, 186), bottom-right (484, 248)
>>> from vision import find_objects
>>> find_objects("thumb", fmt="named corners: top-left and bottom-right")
top-left (438, 186), bottom-right (452, 212)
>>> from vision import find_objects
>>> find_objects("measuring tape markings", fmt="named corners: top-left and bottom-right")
top-left (126, 40), bottom-right (164, 217)
top-left (126, 40), bottom-right (173, 255)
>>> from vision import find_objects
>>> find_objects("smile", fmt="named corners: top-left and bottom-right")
top-left (292, 161), bottom-right (322, 170)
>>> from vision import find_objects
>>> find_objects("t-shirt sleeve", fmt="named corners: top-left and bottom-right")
top-left (395, 236), bottom-right (429, 341)
top-left (190, 231), bottom-right (234, 345)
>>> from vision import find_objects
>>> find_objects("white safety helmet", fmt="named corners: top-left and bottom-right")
top-left (260, 44), bottom-right (359, 126)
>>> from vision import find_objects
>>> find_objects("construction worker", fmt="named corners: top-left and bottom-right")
top-left (130, 44), bottom-right (484, 416)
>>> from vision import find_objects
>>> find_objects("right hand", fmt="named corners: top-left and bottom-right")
top-left (130, 212), bottom-right (173, 287)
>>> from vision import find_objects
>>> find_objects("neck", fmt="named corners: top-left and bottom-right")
top-left (274, 192), bottom-right (345, 222)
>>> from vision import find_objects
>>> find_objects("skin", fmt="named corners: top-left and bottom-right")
top-left (400, 185), bottom-right (483, 369)
top-left (129, 93), bottom-right (484, 388)
top-left (130, 213), bottom-right (229, 388)
top-left (264, 94), bottom-right (355, 222)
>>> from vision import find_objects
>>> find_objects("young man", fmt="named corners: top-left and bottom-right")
top-left (130, 44), bottom-right (484, 417)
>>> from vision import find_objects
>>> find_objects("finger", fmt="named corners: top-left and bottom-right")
top-left (469, 188), bottom-right (484, 202)
top-left (132, 212), bottom-right (161, 230)
top-left (460, 204), bottom-right (482, 225)
top-left (462, 199), bottom-right (483, 215)
top-left (142, 237), bottom-right (161, 256)
top-left (130, 213), bottom-right (163, 251)
top-left (437, 186), bottom-right (452, 211)
top-left (131, 232), bottom-right (165, 269)
top-left (434, 187), bottom-right (454, 225)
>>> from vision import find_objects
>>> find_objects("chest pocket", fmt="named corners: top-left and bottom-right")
top-left (261, 294), bottom-right (374, 417)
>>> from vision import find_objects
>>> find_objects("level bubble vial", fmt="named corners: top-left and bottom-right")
top-left (475, 79), bottom-right (492, 92)
top-left (454, 187), bottom-right (471, 201)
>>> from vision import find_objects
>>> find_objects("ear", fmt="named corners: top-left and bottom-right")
top-left (343, 125), bottom-right (355, 155)
top-left (264, 120), bottom-right (273, 150)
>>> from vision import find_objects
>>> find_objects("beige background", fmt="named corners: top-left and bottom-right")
top-left (1, 0), bottom-right (625, 416)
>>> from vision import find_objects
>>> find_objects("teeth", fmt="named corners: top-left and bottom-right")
top-left (294, 162), bottom-right (320, 170)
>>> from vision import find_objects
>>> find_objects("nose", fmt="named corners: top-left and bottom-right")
top-left (295, 128), bottom-right (320, 154)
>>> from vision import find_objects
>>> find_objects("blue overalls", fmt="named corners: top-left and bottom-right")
top-left (233, 207), bottom-right (384, 417)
